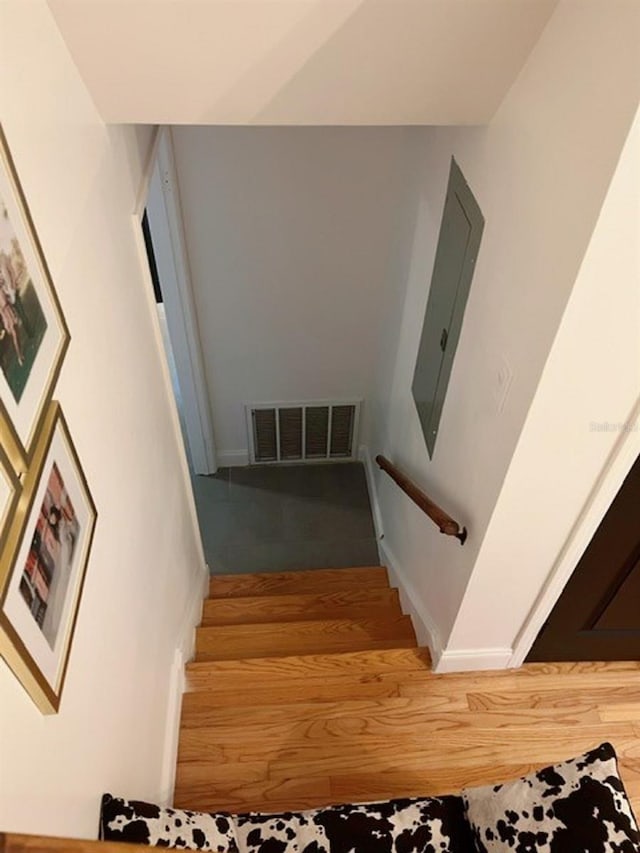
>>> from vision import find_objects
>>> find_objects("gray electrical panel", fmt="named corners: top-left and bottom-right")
top-left (412, 157), bottom-right (484, 457)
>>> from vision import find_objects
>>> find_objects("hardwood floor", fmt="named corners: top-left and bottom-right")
top-left (174, 566), bottom-right (640, 816)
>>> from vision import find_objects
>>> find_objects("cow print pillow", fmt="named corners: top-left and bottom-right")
top-left (99, 792), bottom-right (474, 851)
top-left (99, 794), bottom-right (239, 851)
top-left (234, 795), bottom-right (474, 852)
top-left (462, 742), bottom-right (640, 853)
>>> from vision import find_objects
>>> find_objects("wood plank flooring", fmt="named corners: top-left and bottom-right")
top-left (174, 566), bottom-right (640, 816)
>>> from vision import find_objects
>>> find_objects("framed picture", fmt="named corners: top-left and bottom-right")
top-left (0, 402), bottom-right (96, 713)
top-left (0, 441), bottom-right (20, 548)
top-left (0, 126), bottom-right (69, 472)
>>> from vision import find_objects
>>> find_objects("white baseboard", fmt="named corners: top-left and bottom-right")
top-left (379, 540), bottom-right (442, 662)
top-left (435, 647), bottom-right (513, 673)
top-left (158, 648), bottom-right (185, 806)
top-left (359, 444), bottom-right (514, 674)
top-left (157, 567), bottom-right (207, 806)
top-left (216, 449), bottom-right (249, 467)
top-left (358, 444), bottom-right (385, 543)
top-left (359, 444), bottom-right (441, 662)
top-left (177, 567), bottom-right (207, 661)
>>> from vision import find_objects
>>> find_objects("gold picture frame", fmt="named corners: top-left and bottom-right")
top-left (0, 125), bottom-right (70, 473)
top-left (0, 401), bottom-right (96, 713)
top-left (0, 440), bottom-right (20, 551)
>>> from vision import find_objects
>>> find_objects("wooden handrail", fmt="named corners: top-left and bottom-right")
top-left (0, 834), bottom-right (143, 853)
top-left (375, 455), bottom-right (467, 545)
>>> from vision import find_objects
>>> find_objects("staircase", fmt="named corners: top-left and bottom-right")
top-left (172, 566), bottom-right (640, 817)
top-left (173, 565), bottom-right (430, 813)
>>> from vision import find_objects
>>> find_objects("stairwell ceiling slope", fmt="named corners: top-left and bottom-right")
top-left (48, 0), bottom-right (558, 125)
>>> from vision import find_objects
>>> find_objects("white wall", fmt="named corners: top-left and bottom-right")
top-left (447, 103), bottom-right (640, 661)
top-left (171, 126), bottom-right (422, 464)
top-left (369, 0), bottom-right (640, 663)
top-left (0, 2), bottom-right (205, 838)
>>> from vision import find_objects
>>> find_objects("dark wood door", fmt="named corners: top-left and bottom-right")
top-left (527, 453), bottom-right (640, 661)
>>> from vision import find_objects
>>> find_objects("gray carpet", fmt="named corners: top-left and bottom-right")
top-left (191, 462), bottom-right (380, 575)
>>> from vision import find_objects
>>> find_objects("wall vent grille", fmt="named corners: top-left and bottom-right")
top-left (246, 400), bottom-right (361, 464)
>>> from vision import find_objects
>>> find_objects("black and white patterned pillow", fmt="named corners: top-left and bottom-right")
top-left (99, 792), bottom-right (473, 851)
top-left (234, 795), bottom-right (474, 852)
top-left (462, 742), bottom-right (640, 853)
top-left (99, 794), bottom-right (239, 851)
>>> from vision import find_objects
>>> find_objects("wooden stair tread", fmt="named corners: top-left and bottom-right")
top-left (195, 615), bottom-right (416, 661)
top-left (208, 566), bottom-right (388, 599)
top-left (186, 646), bottom-right (431, 691)
top-left (202, 587), bottom-right (401, 626)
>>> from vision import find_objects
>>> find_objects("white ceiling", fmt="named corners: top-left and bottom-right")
top-left (49, 0), bottom-right (558, 125)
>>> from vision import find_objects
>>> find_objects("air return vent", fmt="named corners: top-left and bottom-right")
top-left (246, 400), bottom-right (361, 464)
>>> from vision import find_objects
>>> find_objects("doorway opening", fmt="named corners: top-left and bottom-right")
top-left (141, 129), bottom-right (216, 478)
top-left (135, 128), bottom-right (381, 577)
top-left (140, 208), bottom-right (190, 468)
